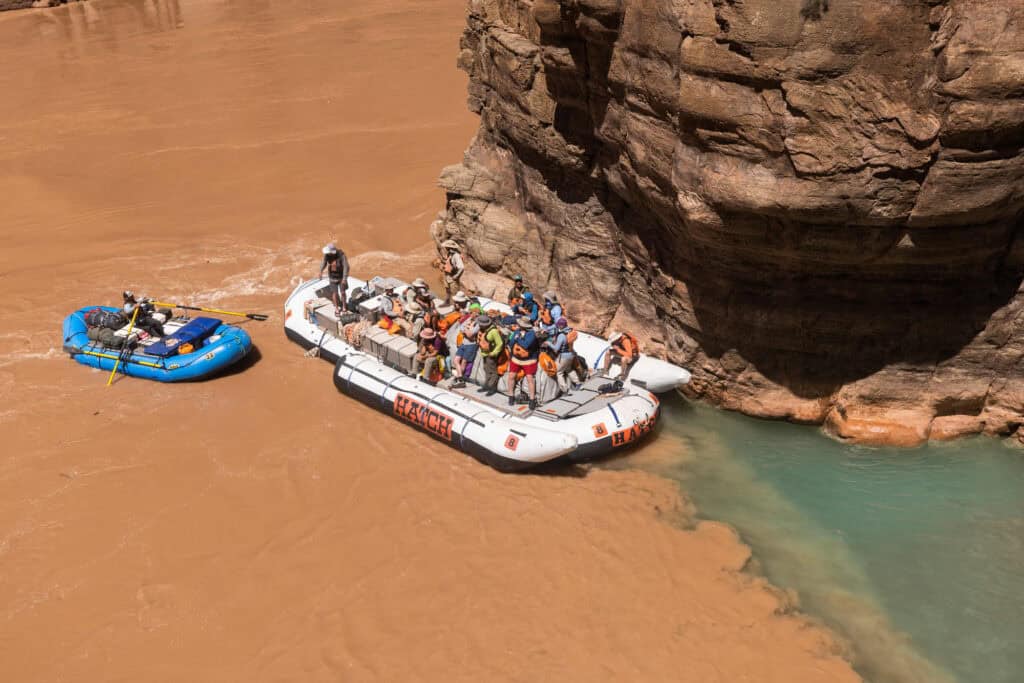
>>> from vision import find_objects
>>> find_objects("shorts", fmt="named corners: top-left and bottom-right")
top-left (456, 343), bottom-right (479, 360)
top-left (444, 273), bottom-right (461, 287)
top-left (509, 357), bottom-right (538, 376)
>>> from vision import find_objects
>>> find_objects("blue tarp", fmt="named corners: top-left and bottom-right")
top-left (146, 317), bottom-right (222, 357)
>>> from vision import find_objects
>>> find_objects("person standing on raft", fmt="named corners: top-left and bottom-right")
top-left (437, 239), bottom-right (465, 302)
top-left (507, 316), bottom-right (540, 410)
top-left (318, 242), bottom-right (350, 315)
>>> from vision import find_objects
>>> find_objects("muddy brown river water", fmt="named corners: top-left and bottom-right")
top-left (0, 1), bottom-right (857, 680)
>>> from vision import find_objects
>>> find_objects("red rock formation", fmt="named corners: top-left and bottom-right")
top-left (435, 0), bottom-right (1024, 446)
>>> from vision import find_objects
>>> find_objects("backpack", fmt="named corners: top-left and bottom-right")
top-left (84, 307), bottom-right (127, 330)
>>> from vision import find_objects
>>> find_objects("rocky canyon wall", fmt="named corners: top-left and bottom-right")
top-left (434, 0), bottom-right (1024, 446)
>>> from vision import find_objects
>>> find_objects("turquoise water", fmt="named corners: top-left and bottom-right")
top-left (615, 397), bottom-right (1024, 683)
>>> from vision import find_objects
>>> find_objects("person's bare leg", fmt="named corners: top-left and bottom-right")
top-left (527, 375), bottom-right (536, 400)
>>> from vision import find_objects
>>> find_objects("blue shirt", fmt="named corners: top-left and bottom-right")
top-left (514, 300), bottom-right (539, 322)
top-left (509, 329), bottom-right (538, 360)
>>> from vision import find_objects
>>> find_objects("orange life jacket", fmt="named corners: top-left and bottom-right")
top-left (496, 347), bottom-right (511, 375)
top-left (539, 307), bottom-right (553, 325)
top-left (539, 352), bottom-right (558, 377)
top-left (613, 332), bottom-right (639, 359)
top-left (438, 311), bottom-right (461, 334)
top-left (512, 343), bottom-right (531, 359)
top-left (565, 328), bottom-right (578, 350)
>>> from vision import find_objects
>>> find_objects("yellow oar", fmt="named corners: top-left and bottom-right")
top-left (152, 302), bottom-right (268, 321)
top-left (106, 304), bottom-right (140, 386)
top-left (82, 350), bottom-right (161, 368)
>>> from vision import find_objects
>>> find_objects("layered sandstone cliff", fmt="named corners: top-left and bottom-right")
top-left (434, 0), bottom-right (1024, 446)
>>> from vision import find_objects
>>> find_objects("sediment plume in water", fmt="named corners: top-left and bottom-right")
top-left (0, 1), bottom-right (859, 680)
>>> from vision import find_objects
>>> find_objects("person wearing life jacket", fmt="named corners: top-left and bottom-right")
top-left (438, 240), bottom-right (465, 302)
top-left (318, 243), bottom-right (350, 315)
top-left (506, 316), bottom-right (540, 409)
top-left (542, 316), bottom-right (580, 392)
top-left (475, 315), bottom-right (504, 396)
top-left (540, 292), bottom-right (563, 325)
top-left (413, 328), bottom-right (443, 382)
top-left (121, 291), bottom-right (169, 338)
top-left (380, 284), bottom-right (403, 319)
top-left (393, 300), bottom-right (424, 338)
top-left (603, 330), bottom-right (640, 381)
top-left (512, 291), bottom-right (539, 324)
top-left (507, 274), bottom-right (530, 306)
top-left (450, 310), bottom-right (480, 388)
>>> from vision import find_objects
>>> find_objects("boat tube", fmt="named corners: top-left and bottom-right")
top-left (284, 277), bottom-right (690, 472)
top-left (63, 306), bottom-right (252, 382)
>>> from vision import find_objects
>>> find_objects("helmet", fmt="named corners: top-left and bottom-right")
top-left (322, 242), bottom-right (338, 255)
top-left (522, 292), bottom-right (534, 302)
top-left (556, 317), bottom-right (568, 328)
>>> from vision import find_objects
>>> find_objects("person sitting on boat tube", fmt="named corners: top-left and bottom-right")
top-left (122, 291), bottom-right (170, 338)
top-left (413, 328), bottom-right (444, 382)
top-left (603, 331), bottom-right (640, 382)
top-left (506, 316), bottom-right (540, 409)
top-left (511, 291), bottom-right (539, 324)
top-left (437, 240), bottom-right (465, 303)
top-left (542, 317), bottom-right (581, 392)
top-left (393, 300), bottom-right (425, 338)
top-left (507, 274), bottom-right (530, 306)
top-left (318, 243), bottom-right (350, 315)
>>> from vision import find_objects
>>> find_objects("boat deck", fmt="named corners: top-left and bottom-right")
top-left (308, 298), bottom-right (627, 420)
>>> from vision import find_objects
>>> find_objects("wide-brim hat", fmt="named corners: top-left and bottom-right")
top-left (419, 328), bottom-right (436, 340)
top-left (517, 316), bottom-right (533, 328)
top-left (411, 277), bottom-right (428, 289)
top-left (543, 291), bottom-right (557, 302)
top-left (452, 291), bottom-right (468, 303)
top-left (477, 315), bottom-right (492, 327)
top-left (405, 302), bottom-right (423, 314)
top-left (441, 239), bottom-right (461, 251)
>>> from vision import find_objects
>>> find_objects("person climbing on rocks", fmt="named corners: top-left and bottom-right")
top-left (318, 242), bottom-right (350, 315)
top-left (437, 239), bottom-right (464, 302)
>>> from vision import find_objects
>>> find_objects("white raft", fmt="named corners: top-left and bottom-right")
top-left (284, 277), bottom-right (690, 472)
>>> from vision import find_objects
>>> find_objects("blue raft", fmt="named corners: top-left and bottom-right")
top-left (62, 306), bottom-right (252, 382)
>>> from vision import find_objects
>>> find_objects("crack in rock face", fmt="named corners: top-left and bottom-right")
top-left (438, 0), bottom-right (1024, 446)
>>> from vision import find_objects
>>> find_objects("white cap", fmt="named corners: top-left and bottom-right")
top-left (322, 242), bottom-right (338, 255)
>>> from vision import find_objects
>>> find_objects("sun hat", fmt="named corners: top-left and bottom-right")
top-left (419, 328), bottom-right (436, 340)
top-left (477, 315), bottom-right (492, 327)
top-left (411, 277), bottom-right (428, 289)
top-left (322, 242), bottom-right (337, 255)
top-left (452, 291), bottom-right (468, 303)
top-left (608, 331), bottom-right (623, 342)
top-left (517, 316), bottom-right (533, 328)
top-left (543, 291), bottom-right (557, 301)
top-left (441, 239), bottom-right (461, 251)
top-left (405, 301), bottom-right (423, 315)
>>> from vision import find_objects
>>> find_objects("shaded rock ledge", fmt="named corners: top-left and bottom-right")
top-left (433, 0), bottom-right (1024, 447)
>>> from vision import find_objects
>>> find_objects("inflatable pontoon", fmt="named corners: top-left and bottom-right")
top-left (284, 277), bottom-right (690, 472)
top-left (63, 306), bottom-right (252, 382)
